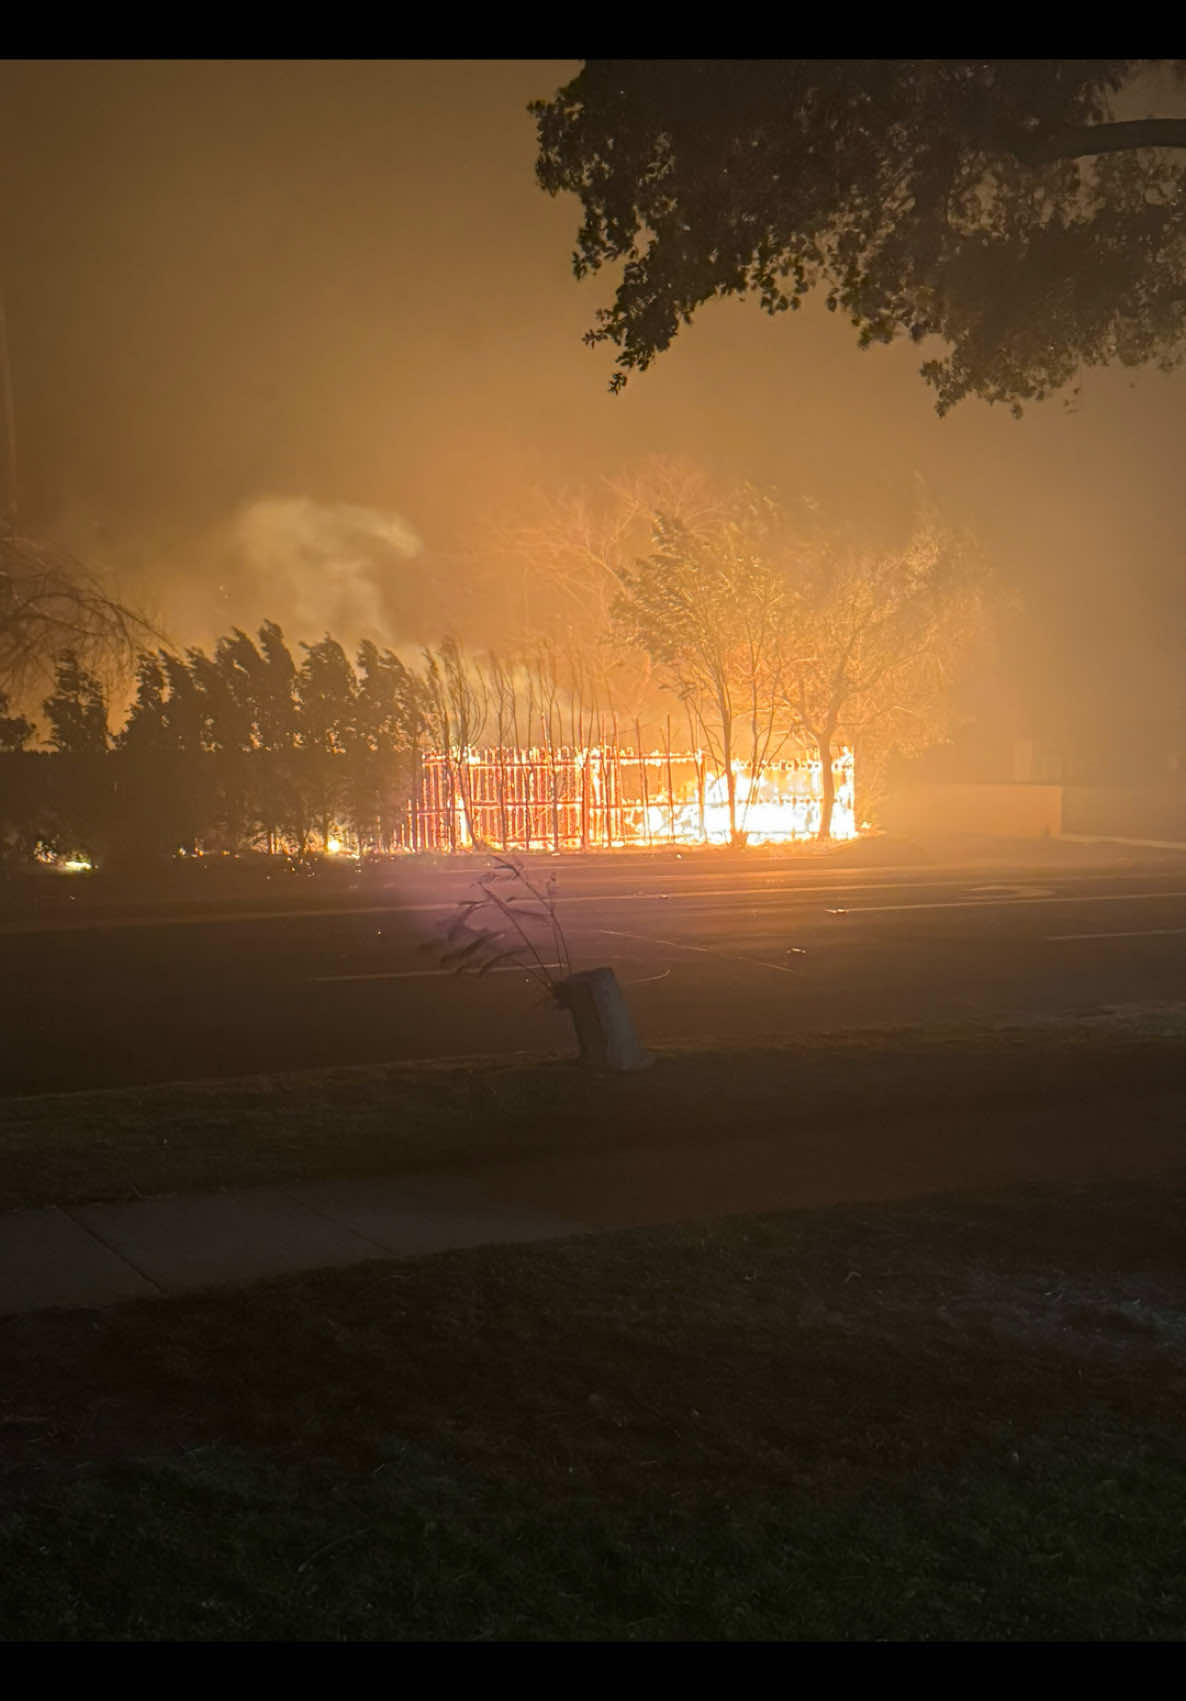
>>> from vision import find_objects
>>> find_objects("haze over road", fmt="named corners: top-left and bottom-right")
top-left (6, 841), bottom-right (1186, 1096)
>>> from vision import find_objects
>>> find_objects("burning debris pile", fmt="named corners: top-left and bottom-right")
top-left (416, 745), bottom-right (855, 852)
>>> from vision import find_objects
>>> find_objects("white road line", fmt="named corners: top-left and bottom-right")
top-left (0, 887), bottom-right (819, 936)
top-left (1, 902), bottom-right (448, 936)
top-left (596, 926), bottom-right (799, 976)
top-left (11, 887), bottom-right (797, 935)
top-left (838, 889), bottom-right (1186, 916)
top-left (311, 962), bottom-right (563, 984)
top-left (1047, 926), bottom-right (1186, 943)
top-left (10, 874), bottom-right (1186, 937)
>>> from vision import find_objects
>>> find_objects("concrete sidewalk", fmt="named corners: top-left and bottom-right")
top-left (1059, 833), bottom-right (1186, 852)
top-left (0, 1173), bottom-right (592, 1316)
top-left (3, 1081), bottom-right (1185, 1319)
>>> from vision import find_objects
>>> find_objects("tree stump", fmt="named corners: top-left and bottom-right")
top-left (557, 967), bottom-right (651, 1073)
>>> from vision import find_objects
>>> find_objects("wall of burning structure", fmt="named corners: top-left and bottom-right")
top-left (415, 747), bottom-right (856, 852)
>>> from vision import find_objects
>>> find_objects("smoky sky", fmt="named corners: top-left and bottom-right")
top-left (2, 58), bottom-right (1185, 736)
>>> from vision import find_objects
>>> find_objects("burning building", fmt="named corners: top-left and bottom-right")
top-left (414, 746), bottom-right (855, 852)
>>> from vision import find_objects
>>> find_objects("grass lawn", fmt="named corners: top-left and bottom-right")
top-left (2, 1019), bottom-right (1186, 1213)
top-left (1, 1175), bottom-right (1185, 1641)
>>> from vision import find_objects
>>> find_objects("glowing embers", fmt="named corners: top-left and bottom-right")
top-left (416, 747), bottom-right (855, 852)
top-left (32, 843), bottom-right (95, 873)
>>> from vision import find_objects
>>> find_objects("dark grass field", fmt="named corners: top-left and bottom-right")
top-left (3, 1020), bottom-right (1186, 1214)
top-left (2, 1176), bottom-right (1185, 1641)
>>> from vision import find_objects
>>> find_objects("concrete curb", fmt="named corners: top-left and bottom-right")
top-left (1059, 834), bottom-right (1186, 852)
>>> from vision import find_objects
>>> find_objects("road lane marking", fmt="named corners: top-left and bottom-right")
top-left (13, 886), bottom-right (828, 935)
top-left (311, 962), bottom-right (564, 983)
top-left (0, 883), bottom-right (1062, 934)
top-left (836, 890), bottom-right (1186, 916)
top-left (596, 926), bottom-right (799, 976)
top-left (1047, 926), bottom-right (1186, 942)
top-left (969, 884), bottom-right (1056, 898)
top-left (11, 877), bottom-right (1186, 937)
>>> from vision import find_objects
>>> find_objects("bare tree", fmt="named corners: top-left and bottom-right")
top-left (0, 533), bottom-right (156, 704)
top-left (779, 515), bottom-right (988, 837)
top-left (613, 485), bottom-right (988, 841)
top-left (611, 490), bottom-right (791, 843)
top-left (422, 636), bottom-right (489, 848)
top-left (464, 455), bottom-right (725, 724)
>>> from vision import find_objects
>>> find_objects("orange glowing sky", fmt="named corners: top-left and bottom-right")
top-left (2, 59), bottom-right (1184, 749)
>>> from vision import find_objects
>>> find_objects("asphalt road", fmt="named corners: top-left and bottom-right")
top-left (4, 843), bottom-right (1186, 1095)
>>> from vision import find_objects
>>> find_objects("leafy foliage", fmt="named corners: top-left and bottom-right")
top-left (531, 60), bottom-right (1186, 413)
top-left (0, 686), bottom-right (34, 752)
top-left (2, 623), bottom-right (512, 865)
top-left (43, 651), bottom-right (109, 756)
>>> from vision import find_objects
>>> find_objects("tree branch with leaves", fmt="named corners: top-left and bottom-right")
top-left (532, 59), bottom-right (1186, 415)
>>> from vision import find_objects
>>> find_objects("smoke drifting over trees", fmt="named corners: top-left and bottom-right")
top-left (0, 467), bottom-right (989, 861)
top-left (227, 498), bottom-right (425, 641)
top-left (1, 58), bottom-right (1181, 792)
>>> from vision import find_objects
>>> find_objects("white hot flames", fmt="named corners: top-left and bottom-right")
top-left (644, 757), bottom-right (856, 846)
top-left (425, 747), bottom-right (856, 851)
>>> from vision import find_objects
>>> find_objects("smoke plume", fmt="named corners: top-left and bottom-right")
top-left (225, 497), bottom-right (424, 642)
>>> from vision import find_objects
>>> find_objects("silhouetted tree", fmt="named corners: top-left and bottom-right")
top-left (612, 494), bottom-right (789, 843)
top-left (351, 640), bottom-right (424, 851)
top-left (0, 686), bottom-right (33, 751)
top-left (43, 651), bottom-right (108, 755)
top-left (158, 651), bottom-right (205, 753)
top-left (0, 532), bottom-right (153, 697)
top-left (40, 651), bottom-right (111, 862)
top-left (296, 635), bottom-right (357, 851)
top-left (0, 688), bottom-right (39, 864)
top-left (115, 653), bottom-right (175, 862)
top-left (114, 651), bottom-right (212, 862)
top-left (214, 623), bottom-right (300, 852)
top-left (614, 488), bottom-right (987, 838)
top-left (780, 514), bottom-right (988, 837)
top-left (532, 60), bottom-right (1186, 413)
top-left (183, 644), bottom-right (255, 851)
top-left (120, 653), bottom-right (169, 755)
